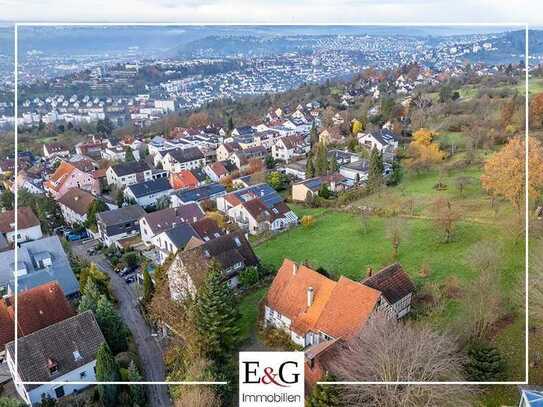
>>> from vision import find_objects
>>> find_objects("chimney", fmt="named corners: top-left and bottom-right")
top-left (307, 287), bottom-right (314, 307)
top-left (367, 266), bottom-right (373, 277)
top-left (292, 263), bottom-right (297, 275)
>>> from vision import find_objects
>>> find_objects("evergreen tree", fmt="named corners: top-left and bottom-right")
top-left (84, 199), bottom-right (108, 232)
top-left (127, 361), bottom-right (146, 407)
top-left (310, 122), bottom-right (319, 148)
top-left (78, 278), bottom-right (102, 314)
top-left (318, 184), bottom-right (331, 199)
top-left (465, 343), bottom-right (506, 381)
top-left (193, 262), bottom-right (240, 365)
top-left (367, 147), bottom-right (384, 192)
top-left (95, 296), bottom-right (129, 354)
top-left (314, 142), bottom-right (329, 176)
top-left (387, 159), bottom-right (403, 186)
top-left (95, 343), bottom-right (120, 407)
top-left (0, 190), bottom-right (14, 210)
top-left (329, 153), bottom-right (338, 173)
top-left (227, 116), bottom-right (234, 133)
top-left (306, 156), bottom-right (315, 178)
top-left (307, 373), bottom-right (341, 407)
top-left (143, 268), bottom-right (155, 305)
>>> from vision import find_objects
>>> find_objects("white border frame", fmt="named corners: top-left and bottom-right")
top-left (12, 22), bottom-right (529, 388)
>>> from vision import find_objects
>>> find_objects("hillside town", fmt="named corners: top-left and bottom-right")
top-left (0, 24), bottom-right (541, 407)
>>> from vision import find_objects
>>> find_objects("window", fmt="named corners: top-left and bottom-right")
top-left (80, 371), bottom-right (87, 379)
top-left (55, 386), bottom-right (65, 398)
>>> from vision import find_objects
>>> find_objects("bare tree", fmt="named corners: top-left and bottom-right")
top-left (467, 241), bottom-right (503, 275)
top-left (461, 269), bottom-right (503, 341)
top-left (431, 197), bottom-right (461, 243)
top-left (384, 217), bottom-right (407, 259)
top-left (325, 313), bottom-right (474, 407)
top-left (455, 176), bottom-right (474, 198)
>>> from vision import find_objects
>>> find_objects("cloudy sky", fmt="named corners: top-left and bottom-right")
top-left (0, 0), bottom-right (540, 24)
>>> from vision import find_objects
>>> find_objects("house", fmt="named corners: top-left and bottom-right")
top-left (0, 235), bottom-right (80, 298)
top-left (96, 205), bottom-right (146, 247)
top-left (170, 183), bottom-right (226, 207)
top-left (232, 126), bottom-right (256, 139)
top-left (264, 259), bottom-right (381, 348)
top-left (271, 134), bottom-right (308, 163)
top-left (0, 207), bottom-right (43, 244)
top-left (44, 161), bottom-right (100, 199)
top-left (43, 143), bottom-right (70, 159)
top-left (339, 159), bottom-right (369, 182)
top-left (106, 161), bottom-right (152, 189)
top-left (170, 169), bottom-right (201, 190)
top-left (361, 263), bottom-right (415, 319)
top-left (216, 142), bottom-right (241, 162)
top-left (57, 187), bottom-right (96, 225)
top-left (319, 128), bottom-right (344, 145)
top-left (161, 147), bottom-right (205, 173)
top-left (124, 178), bottom-right (173, 208)
top-left (5, 311), bottom-right (105, 405)
top-left (217, 183), bottom-right (282, 213)
top-left (291, 174), bottom-right (351, 202)
top-left (233, 199), bottom-right (298, 235)
top-left (281, 159), bottom-right (308, 180)
top-left (150, 217), bottom-right (222, 264)
top-left (358, 128), bottom-right (400, 159)
top-left (0, 282), bottom-right (75, 360)
top-left (204, 160), bottom-right (237, 182)
top-left (167, 231), bottom-right (258, 300)
top-left (327, 149), bottom-right (361, 166)
top-left (230, 146), bottom-right (267, 169)
top-left (139, 203), bottom-right (205, 245)
top-left (16, 170), bottom-right (44, 194)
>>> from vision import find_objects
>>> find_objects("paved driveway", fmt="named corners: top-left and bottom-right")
top-left (72, 240), bottom-right (171, 407)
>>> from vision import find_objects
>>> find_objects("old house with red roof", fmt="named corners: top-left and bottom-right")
top-left (265, 259), bottom-right (382, 348)
top-left (170, 169), bottom-right (200, 190)
top-left (0, 207), bottom-right (42, 244)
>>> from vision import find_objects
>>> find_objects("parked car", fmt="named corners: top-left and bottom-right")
top-left (125, 275), bottom-right (136, 284)
top-left (66, 230), bottom-right (89, 241)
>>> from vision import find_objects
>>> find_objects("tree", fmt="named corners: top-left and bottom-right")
top-left (306, 157), bottom-right (315, 178)
top-left (328, 153), bottom-right (338, 173)
top-left (85, 199), bottom-right (108, 232)
top-left (314, 142), bottom-right (329, 176)
top-left (0, 190), bottom-right (14, 210)
top-left (405, 129), bottom-right (444, 172)
top-left (95, 343), bottom-right (120, 407)
top-left (122, 252), bottom-right (139, 269)
top-left (431, 197), bottom-right (461, 243)
top-left (465, 343), bottom-right (506, 381)
top-left (124, 146), bottom-right (135, 162)
top-left (384, 217), bottom-right (407, 259)
top-left (187, 111), bottom-right (210, 128)
top-left (156, 195), bottom-right (170, 210)
top-left (265, 155), bottom-right (276, 169)
top-left (481, 137), bottom-right (543, 213)
top-left (310, 122), bottom-right (319, 148)
top-left (328, 313), bottom-right (472, 407)
top-left (455, 176), bottom-right (474, 198)
top-left (386, 159), bottom-right (402, 186)
top-left (306, 373), bottom-right (341, 407)
top-left (127, 361), bottom-right (146, 407)
top-left (78, 277), bottom-right (102, 313)
top-left (0, 397), bottom-right (26, 407)
top-left (266, 171), bottom-right (288, 191)
top-left (530, 92), bottom-right (543, 129)
top-left (351, 119), bottom-right (364, 135)
top-left (143, 268), bottom-right (155, 305)
top-left (318, 184), bottom-right (331, 199)
top-left (96, 295), bottom-right (129, 353)
top-left (96, 118), bottom-right (114, 136)
top-left (367, 147), bottom-right (384, 193)
top-left (193, 262), bottom-right (240, 366)
top-left (247, 158), bottom-right (264, 174)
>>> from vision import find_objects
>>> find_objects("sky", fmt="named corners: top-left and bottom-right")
top-left (0, 0), bottom-right (541, 25)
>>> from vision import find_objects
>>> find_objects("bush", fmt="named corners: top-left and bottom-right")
top-left (239, 266), bottom-right (260, 289)
top-left (465, 342), bottom-right (506, 381)
top-left (301, 215), bottom-right (316, 228)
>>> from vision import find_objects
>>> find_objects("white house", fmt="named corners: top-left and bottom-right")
top-left (0, 207), bottom-right (43, 244)
top-left (124, 178), bottom-right (173, 208)
top-left (57, 188), bottom-right (96, 225)
top-left (357, 128), bottom-right (400, 158)
top-left (5, 311), bottom-right (105, 405)
top-left (271, 134), bottom-right (308, 163)
top-left (106, 161), bottom-right (152, 189)
top-left (161, 147), bottom-right (205, 173)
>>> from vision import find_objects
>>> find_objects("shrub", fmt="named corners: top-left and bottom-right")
top-left (465, 342), bottom-right (506, 381)
top-left (239, 266), bottom-right (260, 289)
top-left (301, 215), bottom-right (316, 228)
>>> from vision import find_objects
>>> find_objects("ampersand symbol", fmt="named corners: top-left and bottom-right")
top-left (260, 367), bottom-right (287, 387)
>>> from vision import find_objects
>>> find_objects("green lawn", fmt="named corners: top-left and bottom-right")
top-left (237, 286), bottom-right (267, 342)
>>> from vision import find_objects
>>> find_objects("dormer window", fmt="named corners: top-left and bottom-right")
top-left (73, 351), bottom-right (82, 362)
top-left (47, 358), bottom-right (58, 375)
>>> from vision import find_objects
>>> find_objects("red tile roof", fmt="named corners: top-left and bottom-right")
top-left (0, 207), bottom-right (40, 234)
top-left (266, 259), bottom-right (381, 339)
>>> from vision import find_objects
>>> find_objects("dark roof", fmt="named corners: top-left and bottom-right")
top-left (191, 168), bottom-right (207, 183)
top-left (142, 204), bottom-right (205, 235)
top-left (97, 205), bottom-right (146, 226)
top-left (174, 183), bottom-right (226, 203)
top-left (5, 311), bottom-right (105, 390)
top-left (370, 128), bottom-right (400, 146)
top-left (191, 217), bottom-right (222, 241)
top-left (110, 160), bottom-right (150, 176)
top-left (168, 147), bottom-right (204, 163)
top-left (127, 177), bottom-right (172, 198)
top-left (229, 183), bottom-right (283, 209)
top-left (361, 263), bottom-right (415, 304)
top-left (164, 223), bottom-right (200, 249)
top-left (235, 126), bottom-right (256, 136)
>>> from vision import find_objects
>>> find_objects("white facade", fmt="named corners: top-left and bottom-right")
top-left (124, 187), bottom-right (173, 208)
top-left (6, 350), bottom-right (97, 406)
top-left (6, 224), bottom-right (43, 244)
top-left (106, 166), bottom-right (153, 188)
top-left (161, 153), bottom-right (205, 174)
top-left (59, 203), bottom-right (87, 226)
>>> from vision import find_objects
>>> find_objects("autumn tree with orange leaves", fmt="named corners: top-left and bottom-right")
top-left (481, 137), bottom-right (543, 213)
top-left (530, 93), bottom-right (543, 129)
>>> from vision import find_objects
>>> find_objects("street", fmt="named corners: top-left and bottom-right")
top-left (72, 240), bottom-right (171, 407)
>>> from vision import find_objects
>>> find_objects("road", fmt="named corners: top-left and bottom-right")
top-left (72, 240), bottom-right (171, 407)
